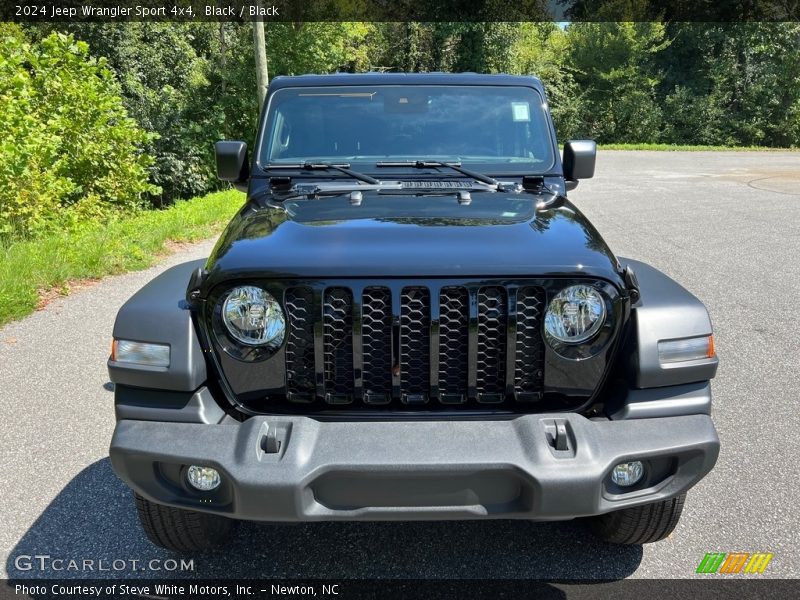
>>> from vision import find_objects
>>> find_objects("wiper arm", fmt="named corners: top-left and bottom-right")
top-left (376, 160), bottom-right (500, 188)
top-left (266, 162), bottom-right (379, 185)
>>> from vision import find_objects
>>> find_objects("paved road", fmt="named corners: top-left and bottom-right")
top-left (1, 151), bottom-right (799, 580)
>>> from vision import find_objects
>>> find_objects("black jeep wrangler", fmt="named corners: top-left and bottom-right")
top-left (108, 73), bottom-right (719, 552)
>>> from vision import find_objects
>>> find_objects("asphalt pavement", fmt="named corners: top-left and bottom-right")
top-left (1, 151), bottom-right (799, 580)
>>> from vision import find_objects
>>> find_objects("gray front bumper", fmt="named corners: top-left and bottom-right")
top-left (110, 413), bottom-right (719, 521)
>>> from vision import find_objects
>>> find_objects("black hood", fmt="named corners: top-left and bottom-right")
top-left (204, 191), bottom-right (623, 288)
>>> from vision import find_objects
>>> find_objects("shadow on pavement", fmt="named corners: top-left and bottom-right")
top-left (7, 459), bottom-right (642, 580)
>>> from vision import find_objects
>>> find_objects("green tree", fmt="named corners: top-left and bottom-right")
top-left (0, 25), bottom-right (156, 241)
top-left (264, 22), bottom-right (374, 75)
top-left (566, 22), bottom-right (668, 143)
top-left (28, 22), bottom-right (222, 203)
top-left (659, 23), bottom-right (800, 146)
top-left (374, 23), bottom-right (527, 74)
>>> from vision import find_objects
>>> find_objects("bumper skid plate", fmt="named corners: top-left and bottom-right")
top-left (110, 413), bottom-right (719, 521)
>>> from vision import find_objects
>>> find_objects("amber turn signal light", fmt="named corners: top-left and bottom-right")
top-left (657, 335), bottom-right (716, 364)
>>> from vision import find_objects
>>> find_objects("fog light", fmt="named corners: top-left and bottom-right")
top-left (611, 461), bottom-right (644, 487)
top-left (186, 466), bottom-right (221, 491)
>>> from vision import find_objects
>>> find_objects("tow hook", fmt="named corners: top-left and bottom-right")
top-left (259, 422), bottom-right (291, 456)
top-left (543, 418), bottom-right (574, 455)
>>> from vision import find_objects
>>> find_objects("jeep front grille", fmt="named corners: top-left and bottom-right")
top-left (284, 282), bottom-right (546, 407)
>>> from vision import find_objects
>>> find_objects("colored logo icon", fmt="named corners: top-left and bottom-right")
top-left (697, 552), bottom-right (773, 574)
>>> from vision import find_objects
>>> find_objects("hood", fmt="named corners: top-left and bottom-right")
top-left (204, 191), bottom-right (623, 287)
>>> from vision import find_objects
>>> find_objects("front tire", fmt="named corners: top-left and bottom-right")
top-left (134, 493), bottom-right (236, 552)
top-left (588, 493), bottom-right (686, 544)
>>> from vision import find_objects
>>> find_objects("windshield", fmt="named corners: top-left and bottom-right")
top-left (258, 85), bottom-right (555, 173)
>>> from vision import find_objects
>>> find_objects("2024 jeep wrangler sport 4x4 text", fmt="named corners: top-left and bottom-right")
top-left (108, 73), bottom-right (720, 552)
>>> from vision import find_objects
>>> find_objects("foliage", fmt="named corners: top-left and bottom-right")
top-left (0, 25), bottom-right (157, 241)
top-left (564, 22), bottom-right (668, 143)
top-left (27, 22), bottom-right (222, 204)
top-left (372, 23), bottom-right (525, 73)
top-left (0, 189), bottom-right (240, 326)
top-left (266, 22), bottom-right (374, 75)
top-left (658, 23), bottom-right (800, 147)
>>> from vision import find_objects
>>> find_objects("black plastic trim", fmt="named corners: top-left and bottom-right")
top-left (108, 260), bottom-right (208, 392)
top-left (114, 385), bottom-right (226, 425)
top-left (605, 381), bottom-right (712, 420)
top-left (622, 258), bottom-right (718, 388)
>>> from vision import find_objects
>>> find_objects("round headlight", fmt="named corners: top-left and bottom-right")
top-left (544, 285), bottom-right (606, 344)
top-left (221, 286), bottom-right (285, 347)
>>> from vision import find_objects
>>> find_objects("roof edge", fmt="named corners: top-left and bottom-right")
top-left (267, 72), bottom-right (544, 91)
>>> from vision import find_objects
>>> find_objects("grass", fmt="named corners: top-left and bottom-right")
top-left (599, 143), bottom-right (798, 151)
top-left (0, 189), bottom-right (241, 327)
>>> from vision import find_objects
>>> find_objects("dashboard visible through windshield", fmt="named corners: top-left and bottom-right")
top-left (258, 85), bottom-right (556, 173)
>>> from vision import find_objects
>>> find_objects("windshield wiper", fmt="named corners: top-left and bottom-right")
top-left (375, 160), bottom-right (500, 188)
top-left (266, 162), bottom-right (379, 185)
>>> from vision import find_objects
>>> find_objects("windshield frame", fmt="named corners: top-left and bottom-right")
top-left (253, 84), bottom-right (559, 177)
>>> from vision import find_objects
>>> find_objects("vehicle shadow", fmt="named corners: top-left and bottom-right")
top-left (7, 459), bottom-right (642, 580)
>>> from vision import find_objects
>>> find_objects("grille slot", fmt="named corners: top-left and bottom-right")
top-left (476, 287), bottom-right (507, 402)
top-left (515, 287), bottom-right (546, 401)
top-left (323, 287), bottom-right (354, 403)
top-left (361, 287), bottom-right (393, 404)
top-left (438, 287), bottom-right (469, 403)
top-left (284, 287), bottom-right (315, 401)
top-left (400, 287), bottom-right (430, 403)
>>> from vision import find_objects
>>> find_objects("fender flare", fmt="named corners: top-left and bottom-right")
top-left (623, 258), bottom-right (718, 389)
top-left (108, 260), bottom-right (207, 391)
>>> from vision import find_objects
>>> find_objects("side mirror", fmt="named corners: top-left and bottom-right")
top-left (563, 140), bottom-right (597, 186)
top-left (215, 141), bottom-right (249, 192)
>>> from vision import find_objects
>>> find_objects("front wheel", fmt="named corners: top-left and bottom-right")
top-left (134, 493), bottom-right (236, 552)
top-left (587, 493), bottom-right (686, 544)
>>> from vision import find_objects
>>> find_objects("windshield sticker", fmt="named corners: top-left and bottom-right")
top-left (511, 102), bottom-right (531, 122)
top-left (501, 211), bottom-right (518, 217)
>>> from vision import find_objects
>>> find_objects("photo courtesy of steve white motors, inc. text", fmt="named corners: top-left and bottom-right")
top-left (13, 583), bottom-right (340, 597)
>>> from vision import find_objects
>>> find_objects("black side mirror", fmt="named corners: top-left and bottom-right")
top-left (215, 141), bottom-right (249, 192)
top-left (563, 140), bottom-right (597, 183)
